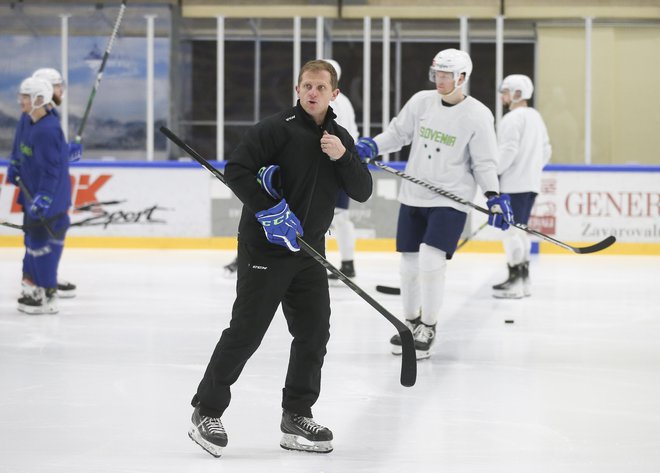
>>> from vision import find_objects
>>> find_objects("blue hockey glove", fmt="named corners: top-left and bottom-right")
top-left (28, 193), bottom-right (53, 220)
top-left (255, 199), bottom-right (303, 252)
top-left (486, 193), bottom-right (514, 231)
top-left (7, 158), bottom-right (20, 185)
top-left (355, 137), bottom-right (379, 161)
top-left (68, 141), bottom-right (83, 162)
top-left (256, 165), bottom-right (282, 200)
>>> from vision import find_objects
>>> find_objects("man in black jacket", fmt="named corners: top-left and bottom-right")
top-left (188, 60), bottom-right (372, 457)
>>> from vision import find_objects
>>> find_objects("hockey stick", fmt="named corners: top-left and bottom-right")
top-left (74, 0), bottom-right (127, 143)
top-left (375, 221), bottom-right (490, 296)
top-left (367, 158), bottom-right (615, 254)
top-left (160, 125), bottom-right (417, 388)
top-left (0, 219), bottom-right (23, 230)
top-left (0, 200), bottom-right (125, 232)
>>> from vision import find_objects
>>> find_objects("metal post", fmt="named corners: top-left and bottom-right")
top-left (316, 16), bottom-right (324, 58)
top-left (363, 17), bottom-right (371, 137)
top-left (217, 16), bottom-right (225, 161)
top-left (584, 17), bottom-right (593, 165)
top-left (382, 17), bottom-right (390, 161)
top-left (293, 16), bottom-right (301, 105)
top-left (60, 14), bottom-right (70, 141)
top-left (459, 16), bottom-right (470, 95)
top-left (495, 15), bottom-right (504, 128)
top-left (146, 14), bottom-right (156, 161)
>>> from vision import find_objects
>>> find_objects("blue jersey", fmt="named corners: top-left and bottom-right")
top-left (16, 110), bottom-right (71, 218)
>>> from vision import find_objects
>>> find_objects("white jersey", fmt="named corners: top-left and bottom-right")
top-left (373, 90), bottom-right (499, 211)
top-left (497, 107), bottom-right (552, 194)
top-left (331, 93), bottom-right (359, 143)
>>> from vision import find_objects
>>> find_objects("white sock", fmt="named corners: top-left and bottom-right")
top-left (400, 252), bottom-right (420, 320)
top-left (503, 230), bottom-right (526, 266)
top-left (331, 209), bottom-right (355, 261)
top-left (419, 243), bottom-right (446, 326)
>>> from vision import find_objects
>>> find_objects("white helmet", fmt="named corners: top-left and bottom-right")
top-left (32, 67), bottom-right (64, 86)
top-left (322, 59), bottom-right (342, 81)
top-left (429, 48), bottom-right (472, 85)
top-left (19, 77), bottom-right (53, 110)
top-left (500, 74), bottom-right (534, 101)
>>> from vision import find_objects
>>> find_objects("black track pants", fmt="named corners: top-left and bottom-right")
top-left (193, 241), bottom-right (331, 418)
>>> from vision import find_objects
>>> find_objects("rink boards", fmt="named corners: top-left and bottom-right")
top-left (1, 160), bottom-right (658, 254)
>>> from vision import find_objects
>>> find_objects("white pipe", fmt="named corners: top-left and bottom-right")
top-left (293, 16), bottom-right (301, 105)
top-left (363, 17), bottom-right (371, 137)
top-left (584, 17), bottom-right (593, 165)
top-left (217, 16), bottom-right (225, 161)
top-left (495, 15), bottom-right (504, 129)
top-left (316, 16), bottom-right (324, 58)
top-left (60, 14), bottom-right (70, 141)
top-left (382, 16), bottom-right (390, 161)
top-left (459, 16), bottom-right (469, 95)
top-left (146, 15), bottom-right (156, 161)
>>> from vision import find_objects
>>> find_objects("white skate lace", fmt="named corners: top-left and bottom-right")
top-left (415, 324), bottom-right (435, 344)
top-left (201, 416), bottom-right (225, 435)
top-left (295, 415), bottom-right (324, 434)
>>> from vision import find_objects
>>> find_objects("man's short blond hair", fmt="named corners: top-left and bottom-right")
top-left (297, 60), bottom-right (338, 90)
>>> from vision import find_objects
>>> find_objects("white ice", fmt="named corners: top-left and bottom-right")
top-left (1, 247), bottom-right (660, 473)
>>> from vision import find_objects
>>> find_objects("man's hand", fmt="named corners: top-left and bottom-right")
top-left (255, 199), bottom-right (303, 252)
top-left (486, 193), bottom-right (514, 231)
top-left (355, 137), bottom-right (378, 161)
top-left (320, 131), bottom-right (346, 161)
top-left (28, 193), bottom-right (53, 220)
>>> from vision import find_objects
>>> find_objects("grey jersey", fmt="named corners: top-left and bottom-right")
top-left (374, 90), bottom-right (499, 211)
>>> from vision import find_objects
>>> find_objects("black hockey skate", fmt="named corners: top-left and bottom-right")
top-left (390, 316), bottom-right (421, 355)
top-left (413, 322), bottom-right (436, 360)
top-left (223, 257), bottom-right (238, 277)
top-left (328, 260), bottom-right (355, 280)
top-left (492, 264), bottom-right (524, 299)
top-left (521, 261), bottom-right (531, 297)
top-left (188, 406), bottom-right (228, 457)
top-left (280, 410), bottom-right (333, 453)
top-left (20, 287), bottom-right (58, 315)
top-left (57, 280), bottom-right (77, 299)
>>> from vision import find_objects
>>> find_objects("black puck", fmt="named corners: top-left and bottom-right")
top-left (504, 320), bottom-right (514, 324)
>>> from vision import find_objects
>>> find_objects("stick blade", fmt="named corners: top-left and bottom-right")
top-left (375, 285), bottom-right (401, 295)
top-left (399, 330), bottom-right (417, 387)
top-left (574, 235), bottom-right (617, 254)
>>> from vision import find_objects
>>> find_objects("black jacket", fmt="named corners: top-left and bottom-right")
top-left (225, 101), bottom-right (373, 254)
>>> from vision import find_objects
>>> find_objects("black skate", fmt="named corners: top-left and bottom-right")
top-left (413, 322), bottom-right (436, 360)
top-left (390, 316), bottom-right (421, 355)
top-left (188, 406), bottom-right (228, 457)
top-left (328, 260), bottom-right (355, 280)
top-left (223, 257), bottom-right (238, 277)
top-left (57, 280), bottom-right (77, 299)
top-left (521, 261), bottom-right (531, 297)
top-left (20, 287), bottom-right (58, 315)
top-left (280, 410), bottom-right (333, 453)
top-left (492, 264), bottom-right (524, 299)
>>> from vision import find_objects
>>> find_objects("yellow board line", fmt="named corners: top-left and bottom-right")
top-left (0, 236), bottom-right (658, 255)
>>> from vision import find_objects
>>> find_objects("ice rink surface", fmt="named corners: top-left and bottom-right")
top-left (1, 247), bottom-right (659, 473)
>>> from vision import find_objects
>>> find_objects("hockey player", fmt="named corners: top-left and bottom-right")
top-left (323, 59), bottom-right (360, 280)
top-left (355, 49), bottom-right (513, 360)
top-left (492, 74), bottom-right (551, 298)
top-left (31, 68), bottom-right (79, 298)
top-left (12, 68), bottom-right (79, 307)
top-left (188, 60), bottom-right (372, 457)
top-left (11, 77), bottom-right (72, 314)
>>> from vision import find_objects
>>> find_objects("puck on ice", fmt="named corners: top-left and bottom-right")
top-left (504, 320), bottom-right (514, 324)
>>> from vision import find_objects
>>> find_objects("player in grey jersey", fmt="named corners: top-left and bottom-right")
top-left (492, 74), bottom-right (551, 298)
top-left (355, 49), bottom-right (514, 359)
